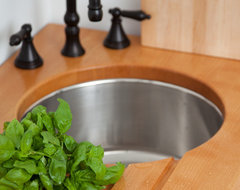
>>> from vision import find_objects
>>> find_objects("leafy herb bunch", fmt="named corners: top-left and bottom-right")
top-left (0, 99), bottom-right (124, 190)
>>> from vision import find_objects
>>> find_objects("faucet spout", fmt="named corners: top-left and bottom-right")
top-left (62, 0), bottom-right (103, 57)
top-left (88, 0), bottom-right (103, 22)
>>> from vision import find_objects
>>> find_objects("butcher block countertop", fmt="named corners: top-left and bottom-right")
top-left (1, 24), bottom-right (240, 189)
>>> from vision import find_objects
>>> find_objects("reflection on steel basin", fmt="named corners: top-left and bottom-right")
top-left (24, 79), bottom-right (223, 164)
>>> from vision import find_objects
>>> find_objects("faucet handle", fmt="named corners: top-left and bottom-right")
top-left (9, 24), bottom-right (43, 69)
top-left (104, 8), bottom-right (151, 49)
top-left (10, 24), bottom-right (31, 46)
top-left (110, 8), bottom-right (151, 21)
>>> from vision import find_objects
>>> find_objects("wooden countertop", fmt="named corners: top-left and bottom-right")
top-left (1, 24), bottom-right (240, 189)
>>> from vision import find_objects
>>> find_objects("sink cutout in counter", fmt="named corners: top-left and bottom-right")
top-left (23, 79), bottom-right (223, 164)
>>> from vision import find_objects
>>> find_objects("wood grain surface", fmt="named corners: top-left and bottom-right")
top-left (141, 0), bottom-right (240, 60)
top-left (1, 24), bottom-right (240, 189)
top-left (112, 158), bottom-right (176, 190)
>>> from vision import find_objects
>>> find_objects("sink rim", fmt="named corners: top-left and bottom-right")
top-left (23, 78), bottom-right (223, 119)
top-left (15, 66), bottom-right (225, 123)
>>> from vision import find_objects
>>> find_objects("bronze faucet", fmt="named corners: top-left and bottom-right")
top-left (62, 0), bottom-right (103, 57)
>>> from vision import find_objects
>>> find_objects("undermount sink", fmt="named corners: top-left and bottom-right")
top-left (24, 78), bottom-right (223, 164)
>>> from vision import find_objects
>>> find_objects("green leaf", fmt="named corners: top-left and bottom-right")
top-left (20, 123), bottom-right (40, 154)
top-left (75, 169), bottom-right (95, 182)
top-left (89, 146), bottom-right (104, 159)
top-left (3, 159), bottom-right (14, 169)
top-left (38, 157), bottom-right (47, 175)
top-left (42, 114), bottom-right (55, 135)
top-left (14, 159), bottom-right (38, 174)
top-left (41, 131), bottom-right (60, 146)
top-left (87, 157), bottom-right (106, 180)
top-left (20, 130), bottom-right (33, 154)
top-left (36, 113), bottom-right (43, 131)
top-left (31, 105), bottom-right (47, 122)
top-left (21, 119), bottom-right (33, 131)
top-left (29, 154), bottom-right (42, 161)
top-left (63, 135), bottom-right (77, 152)
top-left (14, 151), bottom-right (29, 161)
top-left (0, 165), bottom-right (8, 178)
top-left (28, 123), bottom-right (41, 136)
top-left (53, 99), bottom-right (72, 134)
top-left (24, 180), bottom-right (39, 190)
top-left (39, 174), bottom-right (53, 190)
top-left (73, 143), bottom-right (107, 181)
top-left (0, 178), bottom-right (19, 189)
top-left (63, 178), bottom-right (77, 190)
top-left (80, 182), bottom-right (103, 190)
top-left (5, 168), bottom-right (32, 186)
top-left (71, 142), bottom-right (92, 174)
top-left (0, 135), bottom-right (15, 163)
top-left (43, 144), bottom-right (57, 156)
top-left (49, 149), bottom-right (67, 185)
top-left (32, 135), bottom-right (44, 150)
top-left (0, 184), bottom-right (14, 190)
top-left (53, 184), bottom-right (66, 190)
top-left (86, 146), bottom-right (106, 180)
top-left (95, 162), bottom-right (125, 185)
top-left (66, 159), bottom-right (74, 174)
top-left (73, 141), bottom-right (93, 160)
top-left (5, 119), bottom-right (24, 149)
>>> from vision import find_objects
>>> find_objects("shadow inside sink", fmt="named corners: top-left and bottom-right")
top-left (23, 78), bottom-right (223, 164)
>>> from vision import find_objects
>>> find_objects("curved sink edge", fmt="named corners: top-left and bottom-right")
top-left (16, 64), bottom-right (225, 125)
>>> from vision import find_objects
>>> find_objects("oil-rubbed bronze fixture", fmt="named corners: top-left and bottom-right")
top-left (62, 0), bottom-right (103, 57)
top-left (9, 24), bottom-right (43, 69)
top-left (104, 8), bottom-right (151, 49)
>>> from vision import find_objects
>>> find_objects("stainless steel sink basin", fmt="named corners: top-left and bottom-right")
top-left (24, 78), bottom-right (223, 164)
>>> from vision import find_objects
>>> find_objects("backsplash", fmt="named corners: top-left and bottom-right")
top-left (142, 0), bottom-right (240, 60)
